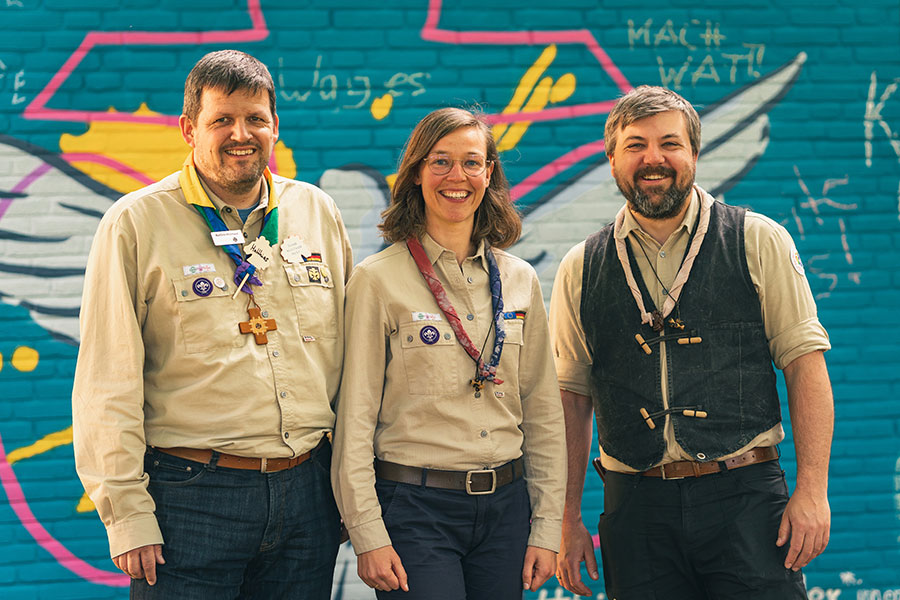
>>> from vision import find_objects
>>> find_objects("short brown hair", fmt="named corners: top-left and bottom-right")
top-left (183, 50), bottom-right (276, 122)
top-left (380, 107), bottom-right (521, 249)
top-left (604, 85), bottom-right (701, 157)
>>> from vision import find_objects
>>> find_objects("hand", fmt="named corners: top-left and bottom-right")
top-left (112, 544), bottom-right (165, 585)
top-left (555, 520), bottom-right (598, 596)
top-left (776, 487), bottom-right (830, 571)
top-left (358, 545), bottom-right (409, 592)
top-left (522, 546), bottom-right (556, 591)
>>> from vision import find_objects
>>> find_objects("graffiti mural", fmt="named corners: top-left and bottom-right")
top-left (1, 0), bottom-right (899, 598)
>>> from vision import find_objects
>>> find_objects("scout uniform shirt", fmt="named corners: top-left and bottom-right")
top-left (332, 234), bottom-right (566, 555)
top-left (549, 187), bottom-right (830, 473)
top-left (72, 170), bottom-right (352, 557)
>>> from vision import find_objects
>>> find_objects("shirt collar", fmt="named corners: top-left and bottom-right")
top-left (199, 177), bottom-right (268, 226)
top-left (420, 233), bottom-right (489, 273)
top-left (615, 186), bottom-right (700, 242)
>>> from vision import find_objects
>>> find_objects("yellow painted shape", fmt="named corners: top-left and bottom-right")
top-left (0, 350), bottom-right (3, 373)
top-left (11, 346), bottom-right (38, 372)
top-left (492, 45), bottom-right (557, 142)
top-left (497, 77), bottom-right (552, 152)
top-left (77, 492), bottom-right (96, 513)
top-left (371, 93), bottom-right (394, 121)
top-left (7, 426), bottom-right (72, 464)
top-left (60, 104), bottom-right (297, 195)
top-left (550, 73), bottom-right (577, 104)
top-left (386, 173), bottom-right (397, 189)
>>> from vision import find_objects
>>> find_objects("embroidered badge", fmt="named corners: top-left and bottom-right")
top-left (307, 266), bottom-right (322, 283)
top-left (419, 325), bottom-right (440, 345)
top-left (412, 312), bottom-right (443, 322)
top-left (305, 253), bottom-right (323, 263)
top-left (183, 263), bottom-right (215, 276)
top-left (192, 277), bottom-right (213, 297)
top-left (502, 311), bottom-right (526, 321)
top-left (789, 244), bottom-right (805, 276)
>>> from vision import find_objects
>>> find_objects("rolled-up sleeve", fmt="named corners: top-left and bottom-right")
top-left (549, 242), bottom-right (592, 396)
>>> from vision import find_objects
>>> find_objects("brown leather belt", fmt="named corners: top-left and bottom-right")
top-left (154, 437), bottom-right (326, 474)
top-left (375, 457), bottom-right (525, 495)
top-left (641, 446), bottom-right (778, 480)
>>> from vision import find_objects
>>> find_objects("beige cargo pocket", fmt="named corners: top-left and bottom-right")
top-left (399, 321), bottom-right (458, 395)
top-left (172, 274), bottom-right (241, 354)
top-left (283, 262), bottom-right (338, 338)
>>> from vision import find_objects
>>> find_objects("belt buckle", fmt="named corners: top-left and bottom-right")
top-left (659, 463), bottom-right (685, 481)
top-left (465, 469), bottom-right (497, 495)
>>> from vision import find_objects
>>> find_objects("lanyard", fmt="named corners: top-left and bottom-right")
top-left (406, 237), bottom-right (506, 389)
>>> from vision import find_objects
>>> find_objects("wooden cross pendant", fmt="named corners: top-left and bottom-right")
top-left (239, 306), bottom-right (277, 344)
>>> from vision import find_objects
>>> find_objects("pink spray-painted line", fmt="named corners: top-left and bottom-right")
top-left (0, 162), bottom-right (52, 222)
top-left (592, 533), bottom-right (600, 548)
top-left (484, 100), bottom-right (619, 125)
top-left (0, 432), bottom-right (129, 587)
top-left (511, 139), bottom-right (605, 201)
top-left (422, 0), bottom-right (632, 97)
top-left (62, 153), bottom-right (157, 187)
top-left (24, 0), bottom-right (268, 125)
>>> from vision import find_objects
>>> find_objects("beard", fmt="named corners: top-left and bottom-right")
top-left (214, 144), bottom-right (268, 196)
top-left (615, 165), bottom-right (694, 220)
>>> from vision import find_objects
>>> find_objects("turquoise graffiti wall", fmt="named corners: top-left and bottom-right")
top-left (1, 1), bottom-right (899, 598)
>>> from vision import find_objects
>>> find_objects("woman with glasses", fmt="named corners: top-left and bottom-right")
top-left (332, 107), bottom-right (566, 599)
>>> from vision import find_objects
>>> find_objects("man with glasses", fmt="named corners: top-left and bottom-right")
top-left (550, 86), bottom-right (833, 599)
top-left (73, 50), bottom-right (352, 598)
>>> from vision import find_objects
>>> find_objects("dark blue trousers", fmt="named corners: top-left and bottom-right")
top-left (597, 460), bottom-right (807, 599)
top-left (131, 443), bottom-right (341, 600)
top-left (374, 477), bottom-right (531, 600)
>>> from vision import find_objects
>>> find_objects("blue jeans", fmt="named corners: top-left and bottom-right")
top-left (132, 442), bottom-right (341, 600)
top-left (374, 477), bottom-right (531, 600)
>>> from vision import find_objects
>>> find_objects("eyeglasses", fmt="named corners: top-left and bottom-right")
top-left (422, 154), bottom-right (492, 177)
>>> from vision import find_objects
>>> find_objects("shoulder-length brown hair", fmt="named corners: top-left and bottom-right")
top-left (379, 107), bottom-right (521, 249)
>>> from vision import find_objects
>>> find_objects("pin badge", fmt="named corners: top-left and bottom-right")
top-left (280, 235), bottom-right (308, 264)
top-left (419, 325), bottom-right (439, 345)
top-left (192, 277), bottom-right (213, 297)
top-left (307, 265), bottom-right (322, 283)
top-left (213, 277), bottom-right (227, 289)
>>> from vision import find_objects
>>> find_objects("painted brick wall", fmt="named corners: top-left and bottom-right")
top-left (1, 1), bottom-right (898, 599)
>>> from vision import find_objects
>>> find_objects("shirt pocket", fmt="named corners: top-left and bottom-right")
top-left (496, 319), bottom-right (525, 402)
top-left (283, 262), bottom-right (338, 338)
top-left (398, 321), bottom-right (458, 396)
top-left (172, 274), bottom-right (241, 354)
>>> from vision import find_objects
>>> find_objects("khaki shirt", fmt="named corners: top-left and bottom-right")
top-left (72, 169), bottom-right (352, 557)
top-left (550, 188), bottom-right (830, 472)
top-left (332, 235), bottom-right (566, 554)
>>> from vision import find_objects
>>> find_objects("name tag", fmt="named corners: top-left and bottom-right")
top-left (211, 230), bottom-right (245, 246)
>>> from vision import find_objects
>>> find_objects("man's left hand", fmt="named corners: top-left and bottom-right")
top-left (776, 486), bottom-right (830, 570)
top-left (522, 546), bottom-right (557, 591)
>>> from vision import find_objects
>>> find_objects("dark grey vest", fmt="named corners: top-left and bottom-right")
top-left (581, 201), bottom-right (781, 470)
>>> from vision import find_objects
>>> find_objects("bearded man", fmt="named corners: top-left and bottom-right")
top-left (73, 50), bottom-right (352, 599)
top-left (549, 85), bottom-right (833, 599)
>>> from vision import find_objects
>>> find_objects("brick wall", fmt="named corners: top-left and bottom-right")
top-left (0, 1), bottom-right (898, 598)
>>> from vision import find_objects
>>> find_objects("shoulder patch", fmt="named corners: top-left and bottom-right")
top-left (790, 244), bottom-right (805, 276)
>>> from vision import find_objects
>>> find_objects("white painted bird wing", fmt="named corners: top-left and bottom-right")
top-left (0, 135), bottom-right (118, 344)
top-left (512, 52), bottom-right (807, 302)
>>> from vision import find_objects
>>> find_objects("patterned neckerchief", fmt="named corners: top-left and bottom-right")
top-left (407, 236), bottom-right (506, 389)
top-left (178, 153), bottom-right (279, 295)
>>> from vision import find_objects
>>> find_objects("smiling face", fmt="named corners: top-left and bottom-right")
top-left (609, 110), bottom-right (698, 220)
top-left (179, 86), bottom-right (279, 208)
top-left (416, 125), bottom-right (494, 239)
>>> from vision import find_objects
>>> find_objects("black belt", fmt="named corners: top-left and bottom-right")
top-left (375, 457), bottom-right (525, 495)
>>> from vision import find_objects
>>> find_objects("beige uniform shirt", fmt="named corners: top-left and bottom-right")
top-left (332, 235), bottom-right (566, 554)
top-left (72, 169), bottom-right (352, 557)
top-left (550, 188), bottom-right (830, 472)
